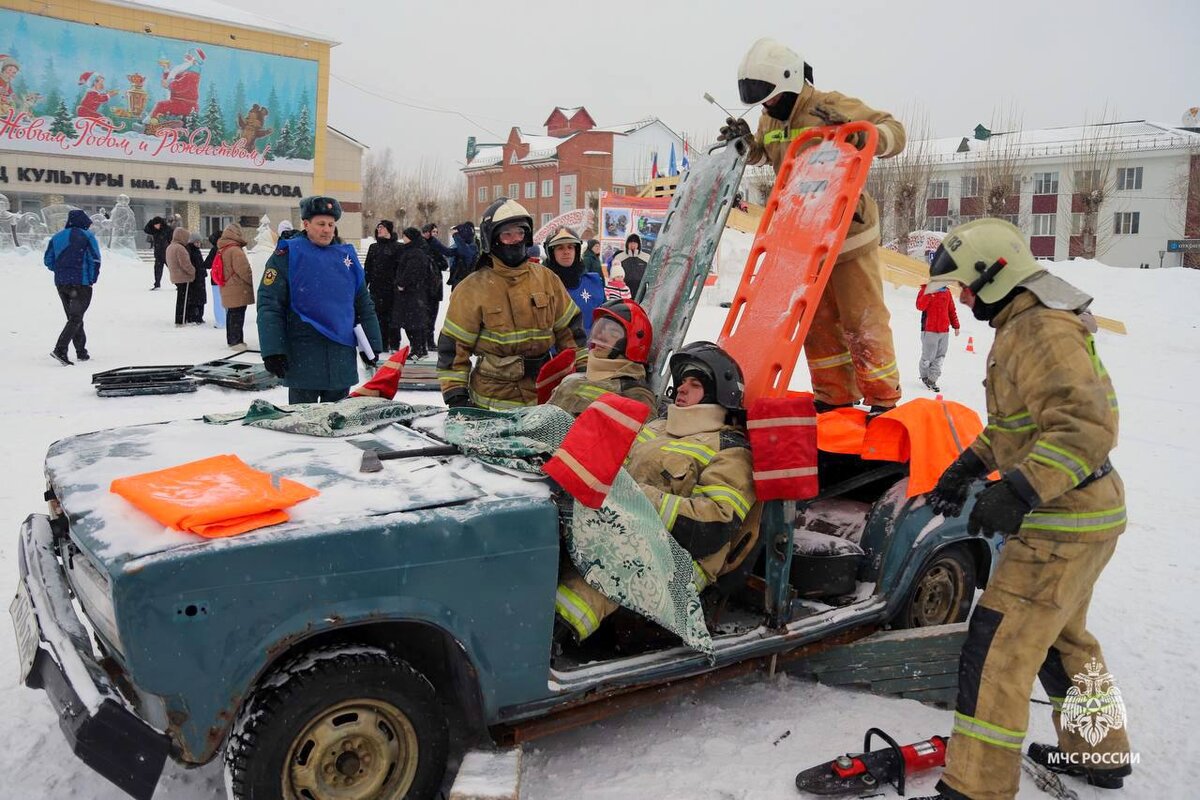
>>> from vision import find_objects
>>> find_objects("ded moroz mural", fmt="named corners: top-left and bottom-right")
top-left (0, 9), bottom-right (319, 173)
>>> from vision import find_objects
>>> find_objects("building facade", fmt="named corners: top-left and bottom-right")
top-left (0, 0), bottom-right (364, 239)
top-left (462, 106), bottom-right (686, 231)
top-left (917, 121), bottom-right (1200, 268)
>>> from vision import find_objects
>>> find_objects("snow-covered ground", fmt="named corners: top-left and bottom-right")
top-left (1, 236), bottom-right (1196, 798)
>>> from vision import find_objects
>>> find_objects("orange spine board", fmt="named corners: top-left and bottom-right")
top-left (718, 122), bottom-right (877, 404)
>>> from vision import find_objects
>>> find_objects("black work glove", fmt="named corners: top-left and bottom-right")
top-left (927, 449), bottom-right (986, 518)
top-left (845, 129), bottom-right (869, 151)
top-left (263, 354), bottom-right (288, 379)
top-left (718, 116), bottom-right (751, 142)
top-left (359, 352), bottom-right (378, 368)
top-left (968, 480), bottom-right (1033, 539)
top-left (444, 390), bottom-right (475, 409)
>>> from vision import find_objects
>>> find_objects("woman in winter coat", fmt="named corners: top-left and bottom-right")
top-left (391, 227), bottom-right (432, 359)
top-left (216, 223), bottom-right (254, 351)
top-left (582, 238), bottom-right (604, 276)
top-left (165, 227), bottom-right (196, 326)
top-left (184, 231), bottom-right (208, 323)
top-left (364, 220), bottom-right (400, 350)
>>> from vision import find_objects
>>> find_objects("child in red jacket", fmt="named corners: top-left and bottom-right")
top-left (915, 283), bottom-right (960, 392)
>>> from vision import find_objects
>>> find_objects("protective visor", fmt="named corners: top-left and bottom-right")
top-left (738, 78), bottom-right (776, 105)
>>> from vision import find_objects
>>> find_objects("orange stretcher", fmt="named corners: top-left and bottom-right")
top-left (110, 454), bottom-right (319, 538)
top-left (718, 121), bottom-right (877, 405)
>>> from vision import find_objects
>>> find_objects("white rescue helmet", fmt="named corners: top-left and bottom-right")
top-left (927, 218), bottom-right (1043, 304)
top-left (737, 37), bottom-right (813, 106)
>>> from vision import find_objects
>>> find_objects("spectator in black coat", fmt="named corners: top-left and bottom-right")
top-left (365, 220), bottom-right (401, 349)
top-left (143, 215), bottom-right (174, 289)
top-left (185, 231), bottom-right (207, 323)
top-left (392, 227), bottom-right (433, 359)
top-left (420, 223), bottom-right (451, 349)
top-left (448, 222), bottom-right (479, 290)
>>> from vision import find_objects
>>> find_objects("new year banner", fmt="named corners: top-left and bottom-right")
top-left (0, 9), bottom-right (319, 172)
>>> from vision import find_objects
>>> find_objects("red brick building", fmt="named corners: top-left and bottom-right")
top-left (462, 106), bottom-right (686, 233)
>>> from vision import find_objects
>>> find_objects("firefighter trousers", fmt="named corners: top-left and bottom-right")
top-left (555, 546), bottom-right (729, 642)
top-left (804, 247), bottom-right (901, 408)
top-left (938, 534), bottom-right (1132, 800)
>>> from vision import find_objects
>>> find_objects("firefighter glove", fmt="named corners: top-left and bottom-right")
top-left (718, 116), bottom-right (752, 142)
top-left (263, 354), bottom-right (288, 379)
top-left (968, 480), bottom-right (1033, 539)
top-left (927, 449), bottom-right (986, 518)
top-left (359, 352), bottom-right (378, 368)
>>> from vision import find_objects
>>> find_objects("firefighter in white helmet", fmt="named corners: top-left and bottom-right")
top-left (721, 37), bottom-right (906, 415)
top-left (917, 218), bottom-right (1131, 800)
top-left (437, 197), bottom-right (586, 408)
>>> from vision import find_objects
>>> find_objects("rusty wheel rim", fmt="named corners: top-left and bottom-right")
top-left (284, 698), bottom-right (418, 800)
top-left (912, 560), bottom-right (964, 626)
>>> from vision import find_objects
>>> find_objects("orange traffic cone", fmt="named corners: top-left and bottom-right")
top-left (965, 336), bottom-right (975, 353)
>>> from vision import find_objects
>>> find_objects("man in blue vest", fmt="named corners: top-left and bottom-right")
top-left (257, 196), bottom-right (382, 403)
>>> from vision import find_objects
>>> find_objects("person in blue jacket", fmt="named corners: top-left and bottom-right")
top-left (256, 196), bottom-right (383, 403)
top-left (544, 227), bottom-right (605, 336)
top-left (44, 209), bottom-right (101, 365)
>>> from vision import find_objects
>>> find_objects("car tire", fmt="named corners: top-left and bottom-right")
top-left (895, 544), bottom-right (976, 629)
top-left (225, 645), bottom-right (448, 800)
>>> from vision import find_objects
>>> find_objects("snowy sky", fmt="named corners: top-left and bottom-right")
top-left (230, 0), bottom-right (1196, 177)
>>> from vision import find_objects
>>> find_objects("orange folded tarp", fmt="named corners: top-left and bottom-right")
top-left (111, 454), bottom-right (319, 538)
top-left (812, 399), bottom-right (986, 498)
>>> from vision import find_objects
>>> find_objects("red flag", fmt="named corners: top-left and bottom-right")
top-left (650, 150), bottom-right (658, 180)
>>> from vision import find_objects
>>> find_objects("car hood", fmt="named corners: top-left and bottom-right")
top-left (45, 415), bottom-right (549, 573)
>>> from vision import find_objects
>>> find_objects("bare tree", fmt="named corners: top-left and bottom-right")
top-left (976, 104), bottom-right (1027, 226)
top-left (361, 150), bottom-right (468, 238)
top-left (1068, 110), bottom-right (1122, 259)
top-left (876, 105), bottom-right (934, 252)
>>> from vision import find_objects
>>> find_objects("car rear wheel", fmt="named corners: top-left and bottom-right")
top-left (225, 645), bottom-right (448, 800)
top-left (896, 544), bottom-right (976, 628)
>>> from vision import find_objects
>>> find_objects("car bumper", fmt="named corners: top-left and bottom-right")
top-left (12, 514), bottom-right (170, 800)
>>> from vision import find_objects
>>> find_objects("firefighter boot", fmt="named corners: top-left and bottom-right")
top-left (1026, 743), bottom-right (1131, 789)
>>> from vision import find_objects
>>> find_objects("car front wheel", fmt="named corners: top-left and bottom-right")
top-left (895, 544), bottom-right (976, 628)
top-left (225, 645), bottom-right (448, 800)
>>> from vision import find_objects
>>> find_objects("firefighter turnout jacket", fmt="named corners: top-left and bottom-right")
top-left (437, 254), bottom-right (586, 409)
top-left (969, 291), bottom-right (1124, 541)
top-left (748, 83), bottom-right (905, 262)
top-left (547, 355), bottom-right (658, 416)
top-left (628, 404), bottom-right (759, 585)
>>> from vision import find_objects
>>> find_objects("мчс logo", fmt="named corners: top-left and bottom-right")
top-left (1061, 659), bottom-right (1127, 746)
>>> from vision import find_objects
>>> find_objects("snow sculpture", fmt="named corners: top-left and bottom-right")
top-left (0, 194), bottom-right (17, 254)
top-left (15, 212), bottom-right (49, 250)
top-left (109, 194), bottom-right (139, 254)
top-left (90, 208), bottom-right (113, 248)
top-left (251, 214), bottom-right (271, 252)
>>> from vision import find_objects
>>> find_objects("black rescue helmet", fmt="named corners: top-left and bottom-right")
top-left (668, 341), bottom-right (745, 410)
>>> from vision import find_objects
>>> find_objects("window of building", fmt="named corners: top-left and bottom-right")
top-left (542, 179), bottom-right (554, 197)
top-left (1113, 211), bottom-right (1140, 234)
top-left (1011, 176), bottom-right (1023, 195)
top-left (960, 215), bottom-right (982, 224)
top-left (1033, 172), bottom-right (1059, 195)
top-left (541, 213), bottom-right (553, 226)
top-left (1002, 214), bottom-right (1020, 227)
top-left (525, 181), bottom-right (537, 199)
top-left (928, 180), bottom-right (949, 199)
top-left (1031, 213), bottom-right (1056, 236)
top-left (1071, 213), bottom-right (1084, 235)
top-left (613, 186), bottom-right (627, 195)
top-left (508, 183), bottom-right (519, 198)
top-left (928, 216), bottom-right (951, 232)
top-left (960, 175), bottom-right (979, 198)
top-left (477, 186), bottom-right (488, 202)
top-left (492, 185), bottom-right (502, 200)
top-left (1116, 166), bottom-right (1143, 191)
